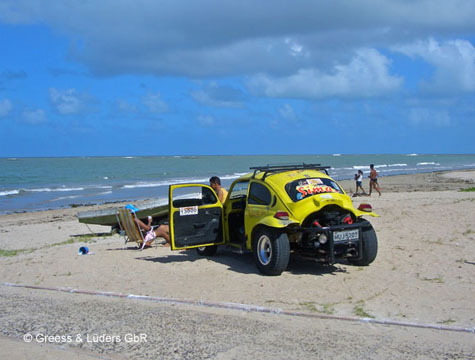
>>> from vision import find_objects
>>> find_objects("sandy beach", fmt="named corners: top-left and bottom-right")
top-left (1, 170), bottom-right (474, 359)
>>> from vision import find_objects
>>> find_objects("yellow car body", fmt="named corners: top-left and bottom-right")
top-left (168, 164), bottom-right (378, 275)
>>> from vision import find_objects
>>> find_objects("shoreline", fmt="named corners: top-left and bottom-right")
top-left (3, 153), bottom-right (475, 214)
top-left (2, 168), bottom-right (475, 217)
top-left (0, 168), bottom-right (475, 217)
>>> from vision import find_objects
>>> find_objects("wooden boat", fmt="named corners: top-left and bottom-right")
top-left (77, 198), bottom-right (169, 227)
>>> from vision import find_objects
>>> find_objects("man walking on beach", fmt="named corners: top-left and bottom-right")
top-left (368, 164), bottom-right (381, 196)
top-left (210, 176), bottom-right (228, 204)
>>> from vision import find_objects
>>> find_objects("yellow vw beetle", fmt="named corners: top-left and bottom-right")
top-left (168, 164), bottom-right (378, 276)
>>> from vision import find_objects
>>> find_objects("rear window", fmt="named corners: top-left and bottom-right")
top-left (285, 178), bottom-right (343, 202)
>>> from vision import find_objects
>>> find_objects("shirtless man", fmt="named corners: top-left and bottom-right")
top-left (368, 164), bottom-right (381, 196)
top-left (209, 176), bottom-right (228, 204)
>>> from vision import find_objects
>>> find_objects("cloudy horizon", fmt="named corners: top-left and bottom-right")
top-left (1, 0), bottom-right (474, 156)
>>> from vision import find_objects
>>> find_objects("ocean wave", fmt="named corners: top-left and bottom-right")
top-left (95, 185), bottom-right (113, 189)
top-left (30, 187), bottom-right (85, 192)
top-left (407, 153), bottom-right (419, 156)
top-left (219, 173), bottom-right (246, 180)
top-left (122, 177), bottom-right (209, 189)
top-left (173, 155), bottom-right (199, 159)
top-left (0, 186), bottom-right (93, 197)
top-left (417, 162), bottom-right (440, 166)
top-left (50, 195), bottom-right (83, 202)
top-left (121, 173), bottom-right (248, 190)
top-left (352, 163), bottom-right (408, 170)
top-left (0, 190), bottom-right (20, 196)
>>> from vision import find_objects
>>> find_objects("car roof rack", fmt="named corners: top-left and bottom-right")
top-left (250, 163), bottom-right (331, 180)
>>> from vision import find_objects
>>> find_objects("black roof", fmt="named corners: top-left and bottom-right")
top-left (250, 163), bottom-right (330, 180)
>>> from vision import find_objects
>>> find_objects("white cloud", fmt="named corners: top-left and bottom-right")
top-left (22, 108), bottom-right (46, 124)
top-left (191, 84), bottom-right (245, 108)
top-left (142, 92), bottom-right (168, 114)
top-left (248, 48), bottom-right (403, 99)
top-left (115, 99), bottom-right (138, 114)
top-left (49, 88), bottom-right (87, 115)
top-left (0, 99), bottom-right (13, 117)
top-left (198, 115), bottom-right (215, 127)
top-left (408, 107), bottom-right (451, 127)
top-left (284, 38), bottom-right (307, 58)
top-left (2, 1), bottom-right (474, 77)
top-left (278, 104), bottom-right (297, 122)
top-left (394, 38), bottom-right (475, 93)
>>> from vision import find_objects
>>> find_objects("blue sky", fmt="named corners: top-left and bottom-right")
top-left (0, 0), bottom-right (474, 157)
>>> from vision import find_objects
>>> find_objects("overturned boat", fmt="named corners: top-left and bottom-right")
top-left (77, 198), bottom-right (169, 227)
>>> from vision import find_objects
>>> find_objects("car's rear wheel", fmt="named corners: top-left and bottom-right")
top-left (252, 228), bottom-right (290, 276)
top-left (349, 222), bottom-right (378, 266)
top-left (196, 245), bottom-right (218, 256)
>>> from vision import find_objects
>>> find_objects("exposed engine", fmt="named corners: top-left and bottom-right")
top-left (303, 205), bottom-right (355, 228)
top-left (291, 205), bottom-right (360, 262)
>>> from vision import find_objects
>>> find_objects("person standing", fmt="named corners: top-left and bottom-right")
top-left (209, 176), bottom-right (228, 204)
top-left (354, 170), bottom-right (366, 195)
top-left (368, 164), bottom-right (381, 196)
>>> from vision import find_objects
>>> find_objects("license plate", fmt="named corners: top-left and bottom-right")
top-left (333, 229), bottom-right (359, 243)
top-left (179, 206), bottom-right (198, 216)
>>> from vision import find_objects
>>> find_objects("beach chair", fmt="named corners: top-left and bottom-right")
top-left (116, 208), bottom-right (147, 249)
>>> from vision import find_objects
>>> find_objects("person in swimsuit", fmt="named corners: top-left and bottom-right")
top-left (354, 170), bottom-right (366, 195)
top-left (368, 164), bottom-right (381, 196)
top-left (126, 205), bottom-right (170, 247)
top-left (209, 176), bottom-right (228, 204)
top-left (136, 215), bottom-right (170, 247)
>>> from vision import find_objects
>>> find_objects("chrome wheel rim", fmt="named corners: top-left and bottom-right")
top-left (257, 235), bottom-right (272, 265)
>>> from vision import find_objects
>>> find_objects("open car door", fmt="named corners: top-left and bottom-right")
top-left (168, 184), bottom-right (225, 250)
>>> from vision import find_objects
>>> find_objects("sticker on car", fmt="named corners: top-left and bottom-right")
top-left (179, 206), bottom-right (199, 216)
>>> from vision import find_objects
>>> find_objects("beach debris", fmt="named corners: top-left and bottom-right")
top-left (78, 246), bottom-right (94, 255)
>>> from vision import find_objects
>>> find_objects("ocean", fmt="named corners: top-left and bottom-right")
top-left (1, 154), bottom-right (475, 214)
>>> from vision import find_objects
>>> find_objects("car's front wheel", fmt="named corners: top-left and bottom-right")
top-left (252, 228), bottom-right (290, 276)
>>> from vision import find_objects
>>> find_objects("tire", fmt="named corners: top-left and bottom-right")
top-left (349, 223), bottom-right (378, 266)
top-left (196, 245), bottom-right (218, 256)
top-left (252, 228), bottom-right (290, 276)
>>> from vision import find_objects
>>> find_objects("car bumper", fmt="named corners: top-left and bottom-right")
top-left (288, 223), bottom-right (365, 263)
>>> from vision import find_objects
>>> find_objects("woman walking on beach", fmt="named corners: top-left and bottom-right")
top-left (368, 164), bottom-right (381, 196)
top-left (354, 170), bottom-right (366, 195)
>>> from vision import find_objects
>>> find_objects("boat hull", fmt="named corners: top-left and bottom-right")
top-left (77, 199), bottom-right (169, 227)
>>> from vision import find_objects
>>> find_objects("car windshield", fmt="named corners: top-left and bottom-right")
top-left (285, 177), bottom-right (343, 202)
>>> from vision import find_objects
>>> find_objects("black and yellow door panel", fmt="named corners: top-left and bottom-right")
top-left (168, 184), bottom-right (225, 250)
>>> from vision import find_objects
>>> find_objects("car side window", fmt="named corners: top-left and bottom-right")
top-left (248, 182), bottom-right (271, 206)
top-left (172, 185), bottom-right (218, 207)
top-left (229, 181), bottom-right (249, 199)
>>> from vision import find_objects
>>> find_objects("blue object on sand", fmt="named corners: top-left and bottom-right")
top-left (78, 246), bottom-right (89, 255)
